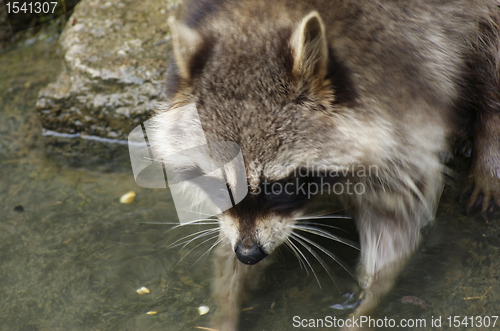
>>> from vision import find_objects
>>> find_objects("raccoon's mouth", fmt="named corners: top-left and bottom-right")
top-left (235, 240), bottom-right (268, 265)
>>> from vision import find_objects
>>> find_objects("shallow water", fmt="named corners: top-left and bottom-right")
top-left (0, 36), bottom-right (499, 331)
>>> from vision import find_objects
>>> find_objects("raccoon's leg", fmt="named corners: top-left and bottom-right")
top-left (462, 112), bottom-right (500, 219)
top-left (211, 238), bottom-right (270, 331)
top-left (462, 10), bottom-right (500, 220)
top-left (348, 208), bottom-right (422, 329)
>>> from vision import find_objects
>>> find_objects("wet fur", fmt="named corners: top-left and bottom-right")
top-left (148, 1), bottom-right (500, 330)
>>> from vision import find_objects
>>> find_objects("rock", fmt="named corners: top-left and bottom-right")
top-left (36, 0), bottom-right (182, 140)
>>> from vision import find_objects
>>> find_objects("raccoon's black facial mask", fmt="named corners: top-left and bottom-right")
top-left (248, 175), bottom-right (328, 214)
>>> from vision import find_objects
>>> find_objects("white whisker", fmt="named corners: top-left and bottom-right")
top-left (176, 209), bottom-right (219, 217)
top-left (190, 236), bottom-right (225, 268)
top-left (295, 221), bottom-right (346, 233)
top-left (138, 221), bottom-right (219, 225)
top-left (292, 225), bottom-right (360, 251)
top-left (290, 232), bottom-right (340, 292)
top-left (291, 232), bottom-right (358, 284)
top-left (174, 234), bottom-right (220, 269)
top-left (288, 236), bottom-right (322, 288)
top-left (164, 218), bottom-right (219, 234)
top-left (168, 227), bottom-right (220, 249)
top-left (284, 238), bottom-right (308, 273)
top-left (295, 215), bottom-right (351, 221)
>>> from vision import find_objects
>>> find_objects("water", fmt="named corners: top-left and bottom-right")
top-left (0, 36), bottom-right (499, 331)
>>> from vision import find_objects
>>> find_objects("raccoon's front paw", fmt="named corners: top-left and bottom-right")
top-left (461, 165), bottom-right (500, 221)
top-left (330, 292), bottom-right (361, 311)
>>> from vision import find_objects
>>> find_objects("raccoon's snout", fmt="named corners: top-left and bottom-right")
top-left (235, 240), bottom-right (268, 265)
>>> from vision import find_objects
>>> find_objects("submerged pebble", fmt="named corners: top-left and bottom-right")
top-left (120, 191), bottom-right (136, 204)
top-left (136, 287), bottom-right (150, 295)
top-left (198, 306), bottom-right (210, 315)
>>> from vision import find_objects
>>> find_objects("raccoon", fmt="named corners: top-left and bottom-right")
top-left (148, 0), bottom-right (500, 330)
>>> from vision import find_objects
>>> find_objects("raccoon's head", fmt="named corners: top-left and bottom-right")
top-left (149, 8), bottom-right (359, 264)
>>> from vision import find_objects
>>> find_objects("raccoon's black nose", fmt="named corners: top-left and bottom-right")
top-left (235, 241), bottom-right (267, 265)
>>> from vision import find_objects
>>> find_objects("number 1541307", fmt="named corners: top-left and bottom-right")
top-left (5, 2), bottom-right (59, 14)
top-left (447, 316), bottom-right (498, 328)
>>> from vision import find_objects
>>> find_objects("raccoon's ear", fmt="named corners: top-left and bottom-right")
top-left (168, 17), bottom-right (202, 80)
top-left (290, 11), bottom-right (328, 79)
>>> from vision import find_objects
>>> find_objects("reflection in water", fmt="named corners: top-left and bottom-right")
top-left (0, 37), bottom-right (498, 331)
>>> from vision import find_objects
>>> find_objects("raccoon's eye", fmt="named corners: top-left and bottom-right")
top-left (264, 176), bottom-right (316, 212)
top-left (271, 183), bottom-right (284, 195)
top-left (268, 178), bottom-right (295, 196)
